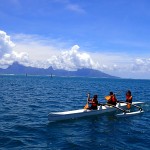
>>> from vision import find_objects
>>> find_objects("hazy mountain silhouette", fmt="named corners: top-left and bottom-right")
top-left (0, 62), bottom-right (119, 78)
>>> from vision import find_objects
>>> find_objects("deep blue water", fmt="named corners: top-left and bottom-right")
top-left (0, 75), bottom-right (150, 149)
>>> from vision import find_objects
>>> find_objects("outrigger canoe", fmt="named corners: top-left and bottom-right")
top-left (48, 102), bottom-right (144, 122)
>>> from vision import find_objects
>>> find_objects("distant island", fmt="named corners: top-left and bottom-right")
top-left (0, 62), bottom-right (119, 78)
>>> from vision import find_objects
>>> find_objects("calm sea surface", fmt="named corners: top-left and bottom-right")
top-left (0, 75), bottom-right (150, 150)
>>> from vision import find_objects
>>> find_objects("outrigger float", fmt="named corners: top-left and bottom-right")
top-left (48, 101), bottom-right (144, 122)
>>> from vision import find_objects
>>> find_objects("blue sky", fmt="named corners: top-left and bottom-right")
top-left (0, 0), bottom-right (150, 79)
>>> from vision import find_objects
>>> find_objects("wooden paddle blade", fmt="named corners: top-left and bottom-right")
top-left (127, 103), bottom-right (131, 109)
top-left (105, 95), bottom-right (111, 101)
top-left (84, 103), bottom-right (89, 109)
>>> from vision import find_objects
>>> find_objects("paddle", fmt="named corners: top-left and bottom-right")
top-left (84, 93), bottom-right (90, 109)
top-left (98, 102), bottom-right (126, 113)
top-left (104, 103), bottom-right (127, 113)
top-left (105, 95), bottom-right (111, 101)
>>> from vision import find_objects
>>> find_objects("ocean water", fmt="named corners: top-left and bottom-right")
top-left (0, 75), bottom-right (150, 150)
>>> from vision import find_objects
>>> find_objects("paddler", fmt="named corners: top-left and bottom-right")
top-left (107, 92), bottom-right (117, 106)
top-left (88, 94), bottom-right (98, 110)
top-left (126, 90), bottom-right (132, 103)
top-left (126, 90), bottom-right (132, 109)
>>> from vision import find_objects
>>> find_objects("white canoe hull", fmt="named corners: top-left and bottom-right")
top-left (48, 102), bottom-right (143, 121)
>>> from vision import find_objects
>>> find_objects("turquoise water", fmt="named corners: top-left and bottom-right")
top-left (0, 76), bottom-right (150, 149)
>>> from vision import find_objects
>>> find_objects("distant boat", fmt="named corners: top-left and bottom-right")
top-left (50, 73), bottom-right (53, 78)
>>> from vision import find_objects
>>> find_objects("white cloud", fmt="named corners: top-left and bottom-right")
top-left (0, 30), bottom-right (15, 58)
top-left (0, 31), bottom-right (97, 70)
top-left (11, 33), bottom-right (99, 70)
top-left (131, 58), bottom-right (150, 72)
top-left (135, 58), bottom-right (145, 65)
top-left (12, 33), bottom-right (65, 61)
top-left (0, 30), bottom-right (30, 68)
top-left (47, 45), bottom-right (97, 70)
top-left (66, 4), bottom-right (85, 13)
top-left (53, 0), bottom-right (85, 13)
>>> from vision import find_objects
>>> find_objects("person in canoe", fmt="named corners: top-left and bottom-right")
top-left (126, 90), bottom-right (132, 103)
top-left (88, 94), bottom-right (99, 110)
top-left (126, 90), bottom-right (132, 109)
top-left (107, 92), bottom-right (117, 106)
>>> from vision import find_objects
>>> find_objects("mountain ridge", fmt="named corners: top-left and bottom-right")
top-left (0, 62), bottom-right (119, 78)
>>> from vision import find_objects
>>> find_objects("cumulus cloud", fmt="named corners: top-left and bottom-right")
top-left (0, 30), bottom-right (98, 70)
top-left (0, 51), bottom-right (30, 68)
top-left (0, 30), bottom-right (15, 58)
top-left (0, 30), bottom-right (30, 68)
top-left (47, 45), bottom-right (98, 70)
top-left (131, 58), bottom-right (150, 72)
